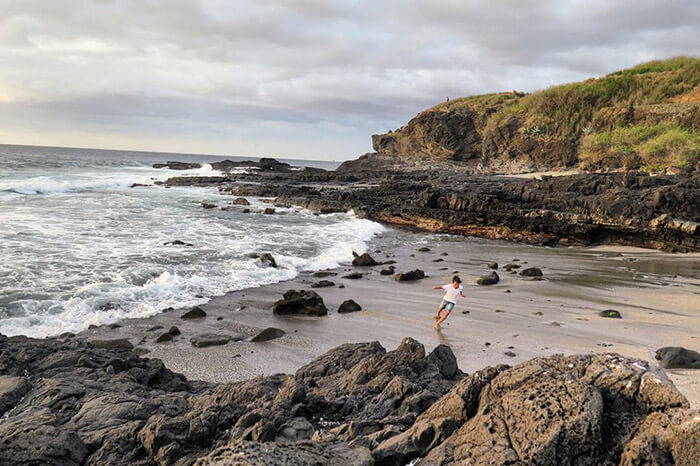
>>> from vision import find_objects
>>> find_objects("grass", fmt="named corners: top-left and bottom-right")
top-left (580, 123), bottom-right (700, 171)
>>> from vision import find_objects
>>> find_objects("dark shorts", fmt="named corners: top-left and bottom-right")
top-left (439, 299), bottom-right (455, 312)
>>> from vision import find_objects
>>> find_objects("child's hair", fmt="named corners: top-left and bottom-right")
top-left (452, 275), bottom-right (462, 283)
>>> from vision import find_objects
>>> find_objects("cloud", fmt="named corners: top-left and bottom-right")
top-left (0, 0), bottom-right (697, 159)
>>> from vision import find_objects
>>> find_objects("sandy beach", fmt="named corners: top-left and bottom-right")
top-left (81, 229), bottom-right (700, 407)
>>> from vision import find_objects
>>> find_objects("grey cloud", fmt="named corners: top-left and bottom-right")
top-left (0, 0), bottom-right (697, 159)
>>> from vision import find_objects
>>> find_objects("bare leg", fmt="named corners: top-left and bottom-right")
top-left (435, 306), bottom-right (442, 320)
top-left (434, 310), bottom-right (450, 330)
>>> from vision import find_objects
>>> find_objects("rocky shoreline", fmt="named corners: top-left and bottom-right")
top-left (1, 332), bottom-right (698, 465)
top-left (152, 157), bottom-right (699, 252)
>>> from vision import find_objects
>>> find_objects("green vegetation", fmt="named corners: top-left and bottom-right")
top-left (412, 56), bottom-right (700, 172)
top-left (580, 123), bottom-right (700, 171)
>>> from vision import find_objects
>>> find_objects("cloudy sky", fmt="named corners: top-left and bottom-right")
top-left (0, 0), bottom-right (698, 160)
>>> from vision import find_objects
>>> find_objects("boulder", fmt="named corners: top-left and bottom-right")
top-left (232, 197), bottom-right (250, 206)
top-left (520, 267), bottom-right (543, 277)
top-left (655, 347), bottom-right (700, 369)
top-left (476, 271), bottom-right (500, 285)
top-left (338, 300), bottom-right (362, 314)
top-left (343, 272), bottom-right (363, 279)
top-left (395, 269), bottom-right (425, 281)
top-left (273, 290), bottom-right (328, 316)
top-left (258, 253), bottom-right (277, 268)
top-left (352, 253), bottom-right (378, 267)
top-left (0, 376), bottom-right (31, 416)
top-left (488, 262), bottom-right (498, 269)
top-left (418, 247), bottom-right (431, 252)
top-left (155, 333), bottom-right (173, 343)
top-left (181, 307), bottom-right (207, 319)
top-left (190, 334), bottom-right (232, 348)
top-left (264, 207), bottom-right (276, 214)
top-left (168, 326), bottom-right (181, 336)
top-left (250, 327), bottom-right (286, 342)
top-left (380, 266), bottom-right (396, 276)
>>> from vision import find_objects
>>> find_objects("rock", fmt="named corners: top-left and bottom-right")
top-left (418, 247), bottom-right (431, 252)
top-left (599, 309), bottom-right (622, 319)
top-left (88, 339), bottom-right (134, 350)
top-left (311, 280), bottom-right (335, 288)
top-left (250, 327), bottom-right (286, 342)
top-left (232, 197), bottom-right (250, 206)
top-left (338, 300), bottom-right (362, 314)
top-left (488, 262), bottom-right (498, 269)
top-left (503, 351), bottom-right (517, 357)
top-left (655, 347), bottom-right (700, 369)
top-left (168, 326), bottom-right (181, 336)
top-left (242, 208), bottom-right (251, 213)
top-left (181, 307), bottom-right (207, 319)
top-left (343, 272), bottom-right (363, 279)
top-left (201, 202), bottom-right (217, 209)
top-left (503, 263), bottom-right (521, 271)
top-left (107, 323), bottom-right (122, 329)
top-left (146, 325), bottom-right (164, 332)
top-left (264, 207), bottom-right (276, 214)
top-left (273, 290), bottom-right (328, 316)
top-left (395, 269), bottom-right (425, 281)
top-left (190, 334), bottom-right (231, 348)
top-left (520, 267), bottom-right (543, 277)
top-left (258, 253), bottom-right (277, 268)
top-left (0, 375), bottom-right (31, 416)
top-left (153, 161), bottom-right (202, 170)
top-left (380, 266), bottom-right (396, 275)
top-left (155, 333), bottom-right (173, 343)
top-left (313, 271), bottom-right (337, 278)
top-left (132, 347), bottom-right (151, 356)
top-left (164, 239), bottom-right (194, 246)
top-left (476, 271), bottom-right (500, 285)
top-left (352, 253), bottom-right (378, 266)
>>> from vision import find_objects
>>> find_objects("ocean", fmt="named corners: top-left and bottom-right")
top-left (0, 144), bottom-right (386, 337)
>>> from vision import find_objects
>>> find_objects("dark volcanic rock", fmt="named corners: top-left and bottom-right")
top-left (599, 309), bottom-right (622, 319)
top-left (655, 346), bottom-right (700, 369)
top-left (88, 338), bottom-right (134, 350)
top-left (273, 290), bottom-right (328, 316)
top-left (338, 299), bottom-right (362, 314)
top-left (476, 271), bottom-right (500, 285)
top-left (352, 252), bottom-right (378, 266)
top-left (0, 335), bottom-right (694, 465)
top-left (181, 307), bottom-right (207, 319)
top-left (258, 253), bottom-right (277, 268)
top-left (190, 334), bottom-right (232, 348)
top-left (250, 327), bottom-right (286, 342)
top-left (153, 161), bottom-right (202, 170)
top-left (311, 280), bottom-right (335, 288)
top-left (520, 267), bottom-right (543, 277)
top-left (395, 269), bottom-right (425, 281)
top-left (231, 197), bottom-right (250, 206)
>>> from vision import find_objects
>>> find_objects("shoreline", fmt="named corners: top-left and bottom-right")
top-left (78, 231), bottom-right (700, 408)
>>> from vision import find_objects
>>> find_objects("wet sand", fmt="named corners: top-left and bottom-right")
top-left (81, 233), bottom-right (700, 407)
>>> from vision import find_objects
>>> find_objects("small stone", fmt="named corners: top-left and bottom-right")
top-left (418, 247), bottom-right (430, 252)
top-left (504, 351), bottom-right (517, 357)
top-left (488, 262), bottom-right (498, 269)
top-left (598, 309), bottom-right (622, 319)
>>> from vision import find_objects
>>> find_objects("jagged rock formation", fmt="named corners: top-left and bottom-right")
top-left (0, 334), bottom-right (696, 465)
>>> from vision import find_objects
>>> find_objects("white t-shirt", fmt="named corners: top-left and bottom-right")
top-left (442, 284), bottom-right (463, 304)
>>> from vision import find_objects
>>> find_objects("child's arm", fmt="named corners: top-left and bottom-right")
top-left (460, 291), bottom-right (467, 298)
top-left (432, 286), bottom-right (443, 290)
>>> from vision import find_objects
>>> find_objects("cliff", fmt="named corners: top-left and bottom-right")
top-left (367, 57), bottom-right (700, 174)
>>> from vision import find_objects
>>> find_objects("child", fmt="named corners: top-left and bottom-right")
top-left (432, 275), bottom-right (466, 330)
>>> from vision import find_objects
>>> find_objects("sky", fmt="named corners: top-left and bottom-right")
top-left (0, 0), bottom-right (698, 161)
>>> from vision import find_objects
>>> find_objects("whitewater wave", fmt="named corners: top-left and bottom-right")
top-left (0, 210), bottom-right (385, 338)
top-left (1, 163), bottom-right (224, 195)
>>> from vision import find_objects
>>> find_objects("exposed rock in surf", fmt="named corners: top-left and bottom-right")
top-left (488, 262), bottom-right (498, 269)
top-left (311, 280), bottom-right (335, 288)
top-left (231, 197), bottom-right (250, 206)
top-left (352, 252), bottom-right (378, 267)
top-left (343, 272), bottom-right (363, 279)
top-left (152, 161), bottom-right (202, 170)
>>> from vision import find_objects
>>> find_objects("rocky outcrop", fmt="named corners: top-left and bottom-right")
top-left (0, 335), bottom-right (695, 465)
top-left (153, 161), bottom-right (202, 170)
